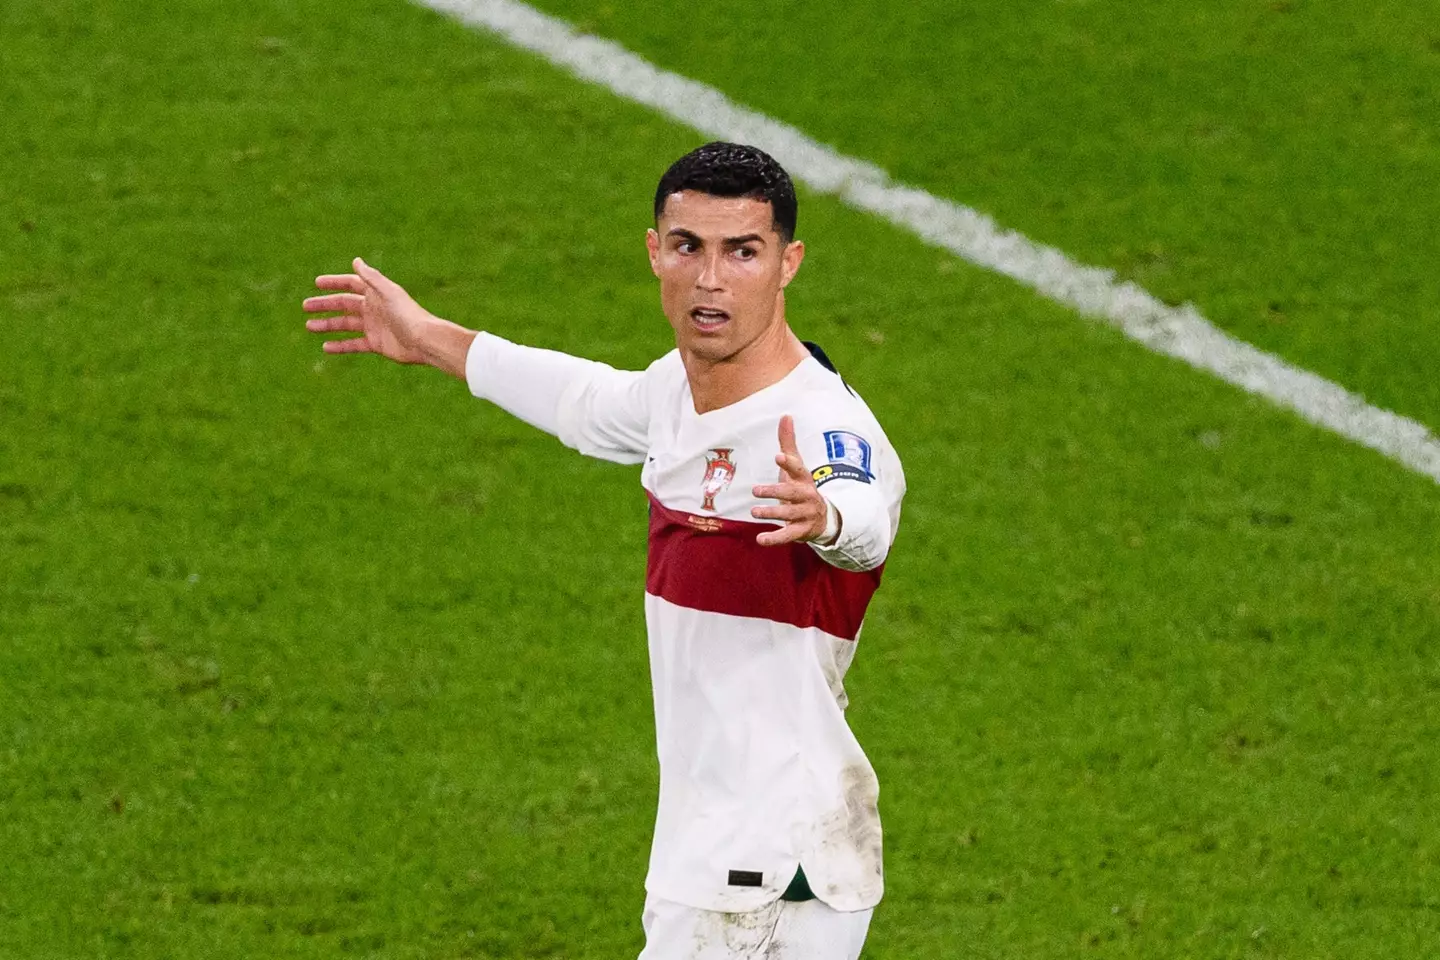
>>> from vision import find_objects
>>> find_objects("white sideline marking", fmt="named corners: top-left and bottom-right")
top-left (417, 0), bottom-right (1440, 484)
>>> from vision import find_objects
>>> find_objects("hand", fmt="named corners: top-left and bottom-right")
top-left (751, 415), bottom-right (838, 546)
top-left (303, 258), bottom-right (437, 367)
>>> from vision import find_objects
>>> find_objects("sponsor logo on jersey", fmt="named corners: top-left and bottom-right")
top-left (816, 430), bottom-right (874, 486)
top-left (700, 448), bottom-right (736, 511)
top-left (686, 514), bottom-right (722, 533)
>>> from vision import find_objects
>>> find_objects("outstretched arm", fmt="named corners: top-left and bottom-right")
top-left (303, 259), bottom-right (653, 463)
top-left (303, 258), bottom-right (476, 378)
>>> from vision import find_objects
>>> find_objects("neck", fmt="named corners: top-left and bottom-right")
top-left (682, 306), bottom-right (809, 414)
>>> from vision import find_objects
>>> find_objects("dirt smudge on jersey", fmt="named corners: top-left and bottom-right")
top-left (817, 763), bottom-right (884, 898)
top-left (818, 638), bottom-right (858, 710)
top-left (691, 902), bottom-right (782, 956)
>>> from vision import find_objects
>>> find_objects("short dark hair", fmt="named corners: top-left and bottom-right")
top-left (653, 142), bottom-right (798, 244)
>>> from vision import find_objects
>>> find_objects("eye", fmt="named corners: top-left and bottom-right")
top-left (676, 240), bottom-right (698, 254)
top-left (733, 246), bottom-right (758, 260)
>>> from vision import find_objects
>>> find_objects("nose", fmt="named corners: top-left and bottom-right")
top-left (695, 251), bottom-right (724, 292)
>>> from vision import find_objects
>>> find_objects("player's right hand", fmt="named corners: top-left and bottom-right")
top-left (303, 258), bottom-right (432, 365)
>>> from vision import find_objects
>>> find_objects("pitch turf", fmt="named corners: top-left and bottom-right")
top-left (3, 1), bottom-right (1439, 957)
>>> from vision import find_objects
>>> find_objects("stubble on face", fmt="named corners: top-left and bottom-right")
top-left (646, 192), bottom-right (805, 374)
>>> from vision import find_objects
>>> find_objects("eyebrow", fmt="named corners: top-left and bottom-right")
top-left (665, 228), bottom-right (768, 247)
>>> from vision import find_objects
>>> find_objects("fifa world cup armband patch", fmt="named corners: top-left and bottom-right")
top-left (813, 430), bottom-right (874, 486)
top-left (812, 463), bottom-right (869, 486)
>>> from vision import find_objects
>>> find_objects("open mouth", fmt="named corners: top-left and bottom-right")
top-left (690, 306), bottom-right (731, 331)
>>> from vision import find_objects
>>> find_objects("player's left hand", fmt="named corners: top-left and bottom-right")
top-left (751, 415), bottom-right (838, 546)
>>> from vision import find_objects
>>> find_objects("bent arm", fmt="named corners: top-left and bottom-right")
top-left (798, 427), bottom-right (903, 573)
top-left (750, 415), bottom-right (901, 568)
top-left (810, 480), bottom-right (895, 572)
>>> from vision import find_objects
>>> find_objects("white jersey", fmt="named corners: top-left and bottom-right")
top-left (466, 334), bottom-right (905, 914)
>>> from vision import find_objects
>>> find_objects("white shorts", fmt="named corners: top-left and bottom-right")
top-left (637, 894), bottom-right (873, 960)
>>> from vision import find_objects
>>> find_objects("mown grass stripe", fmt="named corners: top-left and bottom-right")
top-left (417, 0), bottom-right (1440, 485)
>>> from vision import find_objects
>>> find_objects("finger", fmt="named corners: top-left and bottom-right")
top-left (321, 337), bottom-right (374, 355)
top-left (777, 415), bottom-right (800, 458)
top-left (752, 481), bottom-right (812, 502)
top-left (751, 503), bottom-right (812, 522)
top-left (315, 273), bottom-right (364, 294)
top-left (773, 416), bottom-right (806, 482)
top-left (353, 257), bottom-right (395, 294)
top-left (305, 316), bottom-right (364, 334)
top-left (756, 525), bottom-right (809, 547)
top-left (302, 293), bottom-right (365, 314)
top-left (774, 450), bottom-right (810, 483)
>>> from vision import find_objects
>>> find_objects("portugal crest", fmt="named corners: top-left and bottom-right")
top-left (700, 448), bottom-right (736, 512)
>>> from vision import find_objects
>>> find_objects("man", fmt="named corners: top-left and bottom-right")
top-left (304, 142), bottom-right (904, 959)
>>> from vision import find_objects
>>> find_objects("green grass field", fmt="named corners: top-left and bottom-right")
top-left (4, 0), bottom-right (1439, 956)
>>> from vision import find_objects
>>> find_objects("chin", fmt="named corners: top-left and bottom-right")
top-left (679, 338), bottom-right (738, 363)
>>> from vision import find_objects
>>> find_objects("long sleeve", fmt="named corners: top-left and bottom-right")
top-left (465, 332), bottom-right (651, 465)
top-left (812, 479), bottom-right (895, 572)
top-left (795, 421), bottom-right (904, 573)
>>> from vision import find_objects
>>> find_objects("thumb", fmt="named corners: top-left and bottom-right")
top-left (777, 414), bottom-right (800, 458)
top-left (775, 415), bottom-right (806, 482)
top-left (353, 257), bottom-right (391, 295)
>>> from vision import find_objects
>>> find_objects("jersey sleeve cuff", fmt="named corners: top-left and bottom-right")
top-left (808, 489), bottom-right (889, 572)
top-left (464, 330), bottom-right (503, 398)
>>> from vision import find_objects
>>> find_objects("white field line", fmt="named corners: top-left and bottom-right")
top-left (418, 0), bottom-right (1440, 485)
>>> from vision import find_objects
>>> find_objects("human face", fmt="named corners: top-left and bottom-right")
top-left (646, 191), bottom-right (805, 365)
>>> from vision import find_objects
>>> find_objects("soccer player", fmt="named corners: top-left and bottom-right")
top-left (304, 142), bottom-right (905, 959)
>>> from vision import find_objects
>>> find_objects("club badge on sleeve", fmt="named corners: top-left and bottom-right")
top-left (813, 430), bottom-right (873, 486)
top-left (700, 448), bottom-right (736, 511)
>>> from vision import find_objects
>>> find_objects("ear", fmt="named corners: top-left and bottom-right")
top-left (779, 239), bottom-right (805, 289)
top-left (646, 228), bottom-right (662, 278)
